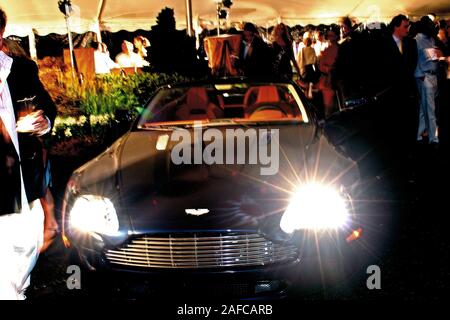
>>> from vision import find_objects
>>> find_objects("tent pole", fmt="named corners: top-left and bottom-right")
top-left (216, 2), bottom-right (220, 35)
top-left (97, 0), bottom-right (107, 43)
top-left (65, 4), bottom-right (76, 78)
top-left (28, 28), bottom-right (37, 60)
top-left (185, 0), bottom-right (194, 37)
top-left (95, 20), bottom-right (102, 43)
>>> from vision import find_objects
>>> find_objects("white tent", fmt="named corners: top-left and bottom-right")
top-left (2, 0), bottom-right (450, 57)
top-left (3, 0), bottom-right (450, 37)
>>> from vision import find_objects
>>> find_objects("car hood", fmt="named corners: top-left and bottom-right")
top-left (75, 123), bottom-right (358, 237)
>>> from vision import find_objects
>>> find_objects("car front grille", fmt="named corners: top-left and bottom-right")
top-left (105, 233), bottom-right (298, 269)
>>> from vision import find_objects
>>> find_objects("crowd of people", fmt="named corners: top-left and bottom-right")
top-left (93, 36), bottom-right (150, 74)
top-left (224, 15), bottom-right (449, 153)
top-left (0, 2), bottom-right (449, 299)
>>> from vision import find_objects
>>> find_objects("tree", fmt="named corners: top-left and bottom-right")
top-left (149, 7), bottom-right (197, 75)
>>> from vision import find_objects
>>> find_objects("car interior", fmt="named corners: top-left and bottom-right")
top-left (173, 85), bottom-right (299, 121)
top-left (139, 84), bottom-right (304, 128)
top-left (175, 87), bottom-right (224, 120)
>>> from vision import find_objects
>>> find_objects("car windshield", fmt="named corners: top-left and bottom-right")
top-left (137, 83), bottom-right (308, 129)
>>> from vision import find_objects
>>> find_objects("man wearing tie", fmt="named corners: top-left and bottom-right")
top-left (365, 14), bottom-right (419, 180)
top-left (384, 15), bottom-right (418, 98)
top-left (381, 15), bottom-right (418, 146)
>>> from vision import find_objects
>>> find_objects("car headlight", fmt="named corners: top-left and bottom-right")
top-left (280, 183), bottom-right (350, 233)
top-left (69, 195), bottom-right (119, 236)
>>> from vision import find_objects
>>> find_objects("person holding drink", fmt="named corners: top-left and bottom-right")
top-left (0, 7), bottom-right (57, 299)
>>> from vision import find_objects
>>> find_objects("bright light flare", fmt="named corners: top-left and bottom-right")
top-left (69, 195), bottom-right (119, 235)
top-left (346, 228), bottom-right (362, 242)
top-left (280, 183), bottom-right (350, 233)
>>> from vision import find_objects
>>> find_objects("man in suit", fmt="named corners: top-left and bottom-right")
top-left (380, 14), bottom-right (418, 130)
top-left (374, 14), bottom-right (419, 178)
top-left (334, 16), bottom-right (367, 104)
top-left (235, 22), bottom-right (272, 79)
top-left (0, 7), bottom-right (56, 299)
top-left (382, 15), bottom-right (418, 97)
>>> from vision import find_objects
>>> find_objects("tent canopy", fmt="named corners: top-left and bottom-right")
top-left (3, 0), bottom-right (450, 37)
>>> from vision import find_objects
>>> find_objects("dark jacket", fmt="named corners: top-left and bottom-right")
top-left (334, 32), bottom-right (368, 101)
top-left (0, 57), bottom-right (56, 215)
top-left (238, 36), bottom-right (272, 79)
top-left (379, 34), bottom-right (418, 97)
top-left (378, 34), bottom-right (418, 145)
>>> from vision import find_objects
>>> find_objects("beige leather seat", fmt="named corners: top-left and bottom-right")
top-left (244, 86), bottom-right (292, 118)
top-left (176, 87), bottom-right (223, 120)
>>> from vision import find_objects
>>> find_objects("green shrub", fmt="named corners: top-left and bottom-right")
top-left (39, 66), bottom-right (192, 146)
top-left (39, 62), bottom-right (191, 117)
top-left (75, 73), bottom-right (191, 117)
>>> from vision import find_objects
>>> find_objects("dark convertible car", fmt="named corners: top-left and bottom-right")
top-left (62, 79), bottom-right (391, 298)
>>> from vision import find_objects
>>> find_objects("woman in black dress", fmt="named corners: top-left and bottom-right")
top-left (271, 23), bottom-right (301, 81)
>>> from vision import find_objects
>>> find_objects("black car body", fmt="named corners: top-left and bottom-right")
top-left (62, 79), bottom-right (390, 298)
